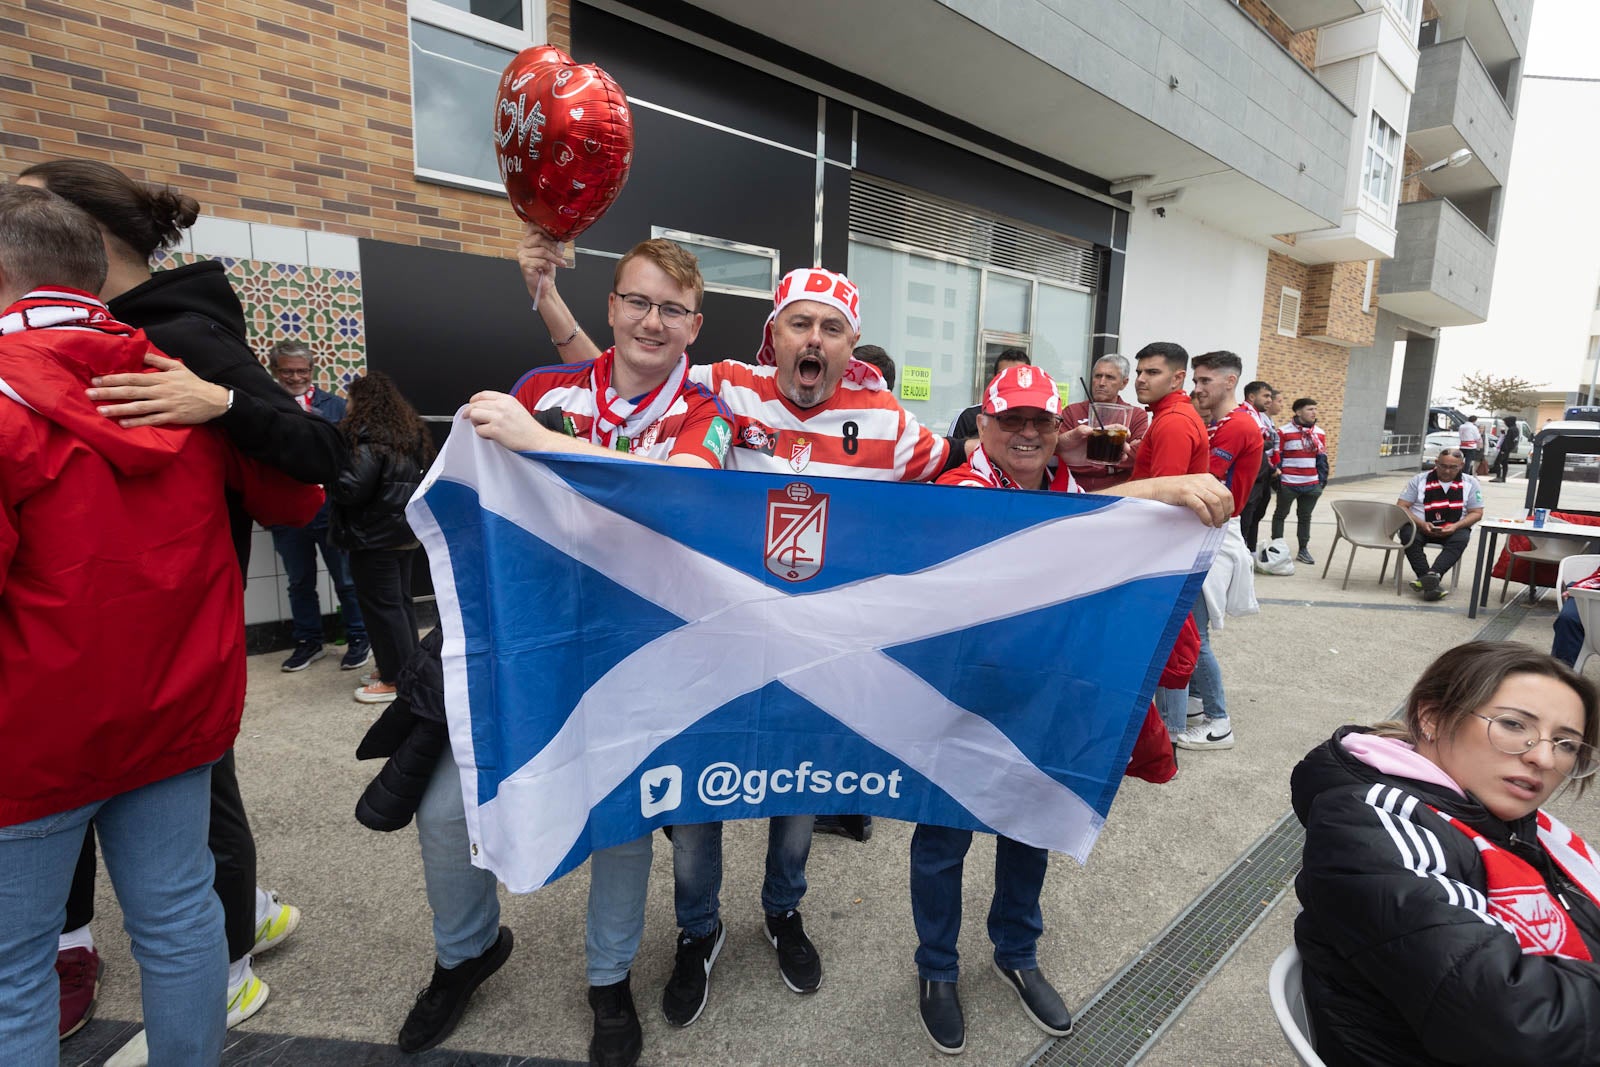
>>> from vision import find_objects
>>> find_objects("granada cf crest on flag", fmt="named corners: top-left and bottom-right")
top-left (765, 481), bottom-right (828, 582)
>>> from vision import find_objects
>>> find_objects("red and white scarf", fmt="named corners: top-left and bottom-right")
top-left (964, 446), bottom-right (1020, 489)
top-left (0, 288), bottom-right (131, 338)
top-left (589, 346), bottom-right (687, 450)
top-left (1438, 807), bottom-right (1600, 960)
top-left (0, 290), bottom-right (133, 411)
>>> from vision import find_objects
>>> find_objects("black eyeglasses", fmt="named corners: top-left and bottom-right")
top-left (986, 413), bottom-right (1061, 434)
top-left (1471, 713), bottom-right (1599, 780)
top-left (612, 292), bottom-right (694, 328)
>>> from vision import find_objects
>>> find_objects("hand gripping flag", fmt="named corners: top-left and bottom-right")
top-left (408, 413), bottom-right (1220, 892)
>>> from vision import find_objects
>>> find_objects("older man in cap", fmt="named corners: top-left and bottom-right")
top-left (914, 362), bottom-right (1228, 1053)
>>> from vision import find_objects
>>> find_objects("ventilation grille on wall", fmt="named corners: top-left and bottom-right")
top-left (849, 175), bottom-right (1102, 293)
top-left (1278, 287), bottom-right (1302, 337)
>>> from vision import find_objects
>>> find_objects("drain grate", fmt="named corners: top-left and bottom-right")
top-left (1023, 816), bottom-right (1304, 1067)
top-left (1022, 592), bottom-right (1537, 1067)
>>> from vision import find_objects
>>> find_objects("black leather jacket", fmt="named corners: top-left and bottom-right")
top-left (1292, 726), bottom-right (1600, 1066)
top-left (329, 439), bottom-right (424, 551)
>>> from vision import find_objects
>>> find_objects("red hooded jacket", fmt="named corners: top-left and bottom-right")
top-left (0, 290), bottom-right (322, 827)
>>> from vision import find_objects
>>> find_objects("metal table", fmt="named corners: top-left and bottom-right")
top-left (1466, 516), bottom-right (1598, 619)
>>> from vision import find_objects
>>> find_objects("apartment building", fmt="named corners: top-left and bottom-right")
top-left (0, 0), bottom-right (1529, 627)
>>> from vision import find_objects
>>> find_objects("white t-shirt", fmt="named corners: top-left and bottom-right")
top-left (1458, 421), bottom-right (1482, 447)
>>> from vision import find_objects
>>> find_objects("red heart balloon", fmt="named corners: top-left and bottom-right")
top-left (493, 46), bottom-right (634, 243)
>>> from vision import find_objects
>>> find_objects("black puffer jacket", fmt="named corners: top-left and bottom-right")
top-left (110, 261), bottom-right (345, 574)
top-left (1292, 726), bottom-right (1600, 1067)
top-left (355, 627), bottom-right (447, 831)
top-left (329, 438), bottom-right (425, 551)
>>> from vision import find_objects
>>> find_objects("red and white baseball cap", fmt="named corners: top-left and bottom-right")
top-left (983, 364), bottom-right (1060, 415)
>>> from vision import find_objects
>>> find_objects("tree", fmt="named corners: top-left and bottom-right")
top-left (1456, 372), bottom-right (1540, 414)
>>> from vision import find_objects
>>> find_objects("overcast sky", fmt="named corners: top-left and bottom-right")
top-left (1417, 0), bottom-right (1600, 407)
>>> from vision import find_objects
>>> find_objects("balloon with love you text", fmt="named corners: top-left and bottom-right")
top-left (492, 46), bottom-right (634, 242)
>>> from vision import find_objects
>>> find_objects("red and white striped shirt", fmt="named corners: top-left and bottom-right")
top-left (1277, 420), bottom-right (1327, 489)
top-left (688, 360), bottom-right (947, 481)
top-left (511, 361), bottom-right (733, 466)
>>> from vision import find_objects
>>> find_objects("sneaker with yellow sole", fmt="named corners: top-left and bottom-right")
top-left (103, 967), bottom-right (268, 1067)
top-left (253, 887), bottom-right (300, 955)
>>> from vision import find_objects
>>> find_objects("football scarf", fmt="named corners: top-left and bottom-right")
top-left (1438, 808), bottom-right (1600, 960)
top-left (0, 289), bottom-right (132, 338)
top-left (588, 346), bottom-right (687, 451)
top-left (1422, 476), bottom-right (1468, 525)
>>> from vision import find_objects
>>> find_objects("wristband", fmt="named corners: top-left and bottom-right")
top-left (225, 388), bottom-right (235, 413)
top-left (553, 326), bottom-right (581, 347)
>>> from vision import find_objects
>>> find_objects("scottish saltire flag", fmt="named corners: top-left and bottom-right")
top-left (408, 413), bottom-right (1220, 892)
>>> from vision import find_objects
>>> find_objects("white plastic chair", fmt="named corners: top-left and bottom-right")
top-left (1559, 554), bottom-right (1600, 673)
top-left (1268, 946), bottom-right (1327, 1067)
top-left (1501, 535), bottom-right (1595, 603)
top-left (1320, 500), bottom-right (1416, 593)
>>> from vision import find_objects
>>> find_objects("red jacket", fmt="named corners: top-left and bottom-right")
top-left (1208, 403), bottom-right (1266, 517)
top-left (1132, 391), bottom-right (1208, 480)
top-left (0, 296), bottom-right (322, 826)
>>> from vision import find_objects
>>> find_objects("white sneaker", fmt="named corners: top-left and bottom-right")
top-left (102, 964), bottom-right (269, 1067)
top-left (227, 959), bottom-right (270, 1028)
top-left (252, 887), bottom-right (300, 955)
top-left (1175, 719), bottom-right (1235, 750)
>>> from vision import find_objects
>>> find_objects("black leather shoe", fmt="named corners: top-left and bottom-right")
top-left (588, 973), bottom-right (643, 1067)
top-left (992, 961), bottom-right (1073, 1037)
top-left (918, 978), bottom-right (965, 1055)
top-left (398, 926), bottom-right (514, 1052)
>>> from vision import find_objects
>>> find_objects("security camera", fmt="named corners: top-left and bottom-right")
top-left (1154, 206), bottom-right (1166, 218)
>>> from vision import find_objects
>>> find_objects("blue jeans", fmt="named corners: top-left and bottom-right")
top-left (417, 753), bottom-right (500, 968)
top-left (1155, 685), bottom-right (1189, 736)
top-left (1554, 597), bottom-right (1585, 667)
top-left (909, 824), bottom-right (1047, 981)
top-left (1189, 597), bottom-right (1228, 722)
top-left (271, 507), bottom-right (366, 644)
top-left (671, 816), bottom-right (815, 938)
top-left (0, 765), bottom-right (225, 1066)
top-left (586, 835), bottom-right (653, 985)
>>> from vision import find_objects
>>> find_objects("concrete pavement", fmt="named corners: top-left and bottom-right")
top-left (64, 466), bottom-right (1598, 1066)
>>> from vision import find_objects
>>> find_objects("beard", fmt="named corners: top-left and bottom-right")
top-left (780, 348), bottom-right (831, 408)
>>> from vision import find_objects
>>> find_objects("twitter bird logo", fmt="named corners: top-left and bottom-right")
top-left (639, 765), bottom-right (683, 817)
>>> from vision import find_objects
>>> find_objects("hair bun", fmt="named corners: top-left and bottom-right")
top-left (148, 186), bottom-right (200, 248)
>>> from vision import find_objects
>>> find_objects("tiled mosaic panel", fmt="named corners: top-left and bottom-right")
top-left (152, 250), bottom-right (366, 393)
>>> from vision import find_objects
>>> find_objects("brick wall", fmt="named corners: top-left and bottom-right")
top-left (1256, 251), bottom-right (1353, 473)
top-left (0, 0), bottom-right (552, 258)
top-left (1238, 0), bottom-right (1319, 70)
top-left (549, 0), bottom-right (571, 53)
top-left (1300, 260), bottom-right (1378, 348)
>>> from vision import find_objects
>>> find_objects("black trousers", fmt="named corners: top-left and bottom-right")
top-left (1491, 446), bottom-right (1513, 481)
top-left (65, 750), bottom-right (259, 963)
top-left (1271, 486), bottom-right (1322, 550)
top-left (1240, 469), bottom-right (1274, 551)
top-left (349, 547), bottom-right (420, 683)
top-left (1405, 526), bottom-right (1472, 580)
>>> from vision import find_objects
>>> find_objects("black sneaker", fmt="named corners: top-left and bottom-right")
top-left (764, 910), bottom-right (822, 994)
top-left (992, 961), bottom-right (1073, 1037)
top-left (1421, 571), bottom-right (1445, 602)
top-left (918, 979), bottom-right (965, 1055)
top-left (661, 922), bottom-right (725, 1027)
top-left (588, 973), bottom-right (643, 1067)
top-left (814, 815), bottom-right (873, 841)
top-left (281, 640), bottom-right (325, 672)
top-left (1295, 548), bottom-right (1315, 565)
top-left (340, 637), bottom-right (372, 670)
top-left (397, 926), bottom-right (513, 1053)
